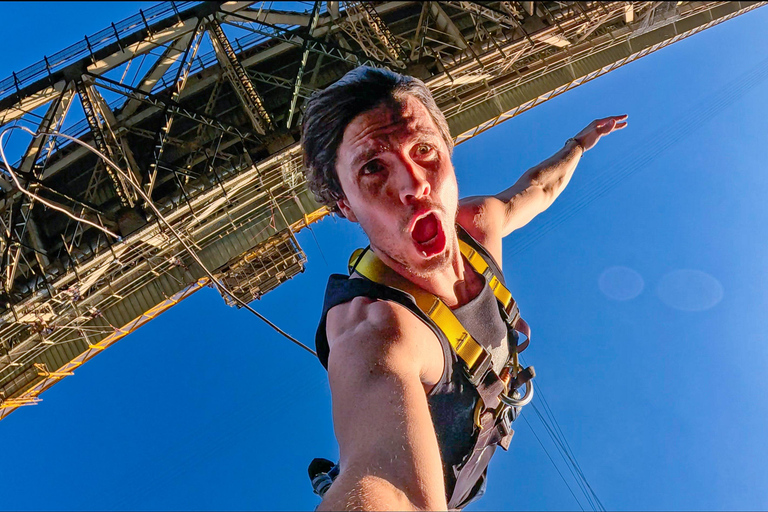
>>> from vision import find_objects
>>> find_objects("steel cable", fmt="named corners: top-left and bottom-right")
top-left (510, 53), bottom-right (768, 258)
top-left (0, 125), bottom-right (315, 355)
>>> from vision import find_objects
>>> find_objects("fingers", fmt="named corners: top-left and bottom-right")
top-left (596, 118), bottom-right (616, 134)
top-left (598, 115), bottom-right (628, 133)
top-left (597, 114), bottom-right (628, 125)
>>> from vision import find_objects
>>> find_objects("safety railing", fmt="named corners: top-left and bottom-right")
top-left (0, 1), bottom-right (202, 104)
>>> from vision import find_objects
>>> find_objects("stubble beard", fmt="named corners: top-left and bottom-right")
top-left (369, 207), bottom-right (458, 281)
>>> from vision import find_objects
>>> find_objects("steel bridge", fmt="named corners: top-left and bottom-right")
top-left (0, 1), bottom-right (763, 419)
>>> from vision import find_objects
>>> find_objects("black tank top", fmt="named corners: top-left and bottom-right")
top-left (315, 229), bottom-right (513, 508)
top-left (427, 272), bottom-right (509, 505)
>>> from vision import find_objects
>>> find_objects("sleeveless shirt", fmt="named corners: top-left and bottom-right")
top-left (315, 229), bottom-right (515, 508)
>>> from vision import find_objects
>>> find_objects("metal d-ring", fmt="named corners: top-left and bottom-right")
top-left (499, 378), bottom-right (534, 407)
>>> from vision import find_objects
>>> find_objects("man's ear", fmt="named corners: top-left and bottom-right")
top-left (336, 198), bottom-right (358, 223)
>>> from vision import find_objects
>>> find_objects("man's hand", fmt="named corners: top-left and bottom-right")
top-left (457, 114), bottom-right (629, 256)
top-left (573, 114), bottom-right (628, 152)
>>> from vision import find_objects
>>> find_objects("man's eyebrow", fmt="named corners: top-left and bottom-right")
top-left (350, 147), bottom-right (382, 168)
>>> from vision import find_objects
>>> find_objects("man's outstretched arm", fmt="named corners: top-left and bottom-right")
top-left (458, 115), bottom-right (627, 258)
top-left (318, 298), bottom-right (447, 511)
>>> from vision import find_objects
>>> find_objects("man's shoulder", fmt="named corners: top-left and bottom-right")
top-left (327, 297), bottom-right (430, 356)
top-left (326, 296), bottom-right (443, 384)
top-left (457, 196), bottom-right (505, 266)
top-left (457, 196), bottom-right (504, 240)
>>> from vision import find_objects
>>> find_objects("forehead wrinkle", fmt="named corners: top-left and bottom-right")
top-left (350, 144), bottom-right (387, 169)
top-left (341, 97), bottom-right (442, 168)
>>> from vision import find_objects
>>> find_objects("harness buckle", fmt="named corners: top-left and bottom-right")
top-left (463, 348), bottom-right (493, 387)
top-left (502, 300), bottom-right (520, 327)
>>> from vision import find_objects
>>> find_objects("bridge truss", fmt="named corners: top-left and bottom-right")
top-left (0, 1), bottom-right (763, 418)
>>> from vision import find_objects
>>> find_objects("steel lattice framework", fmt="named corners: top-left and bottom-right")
top-left (0, 1), bottom-right (763, 419)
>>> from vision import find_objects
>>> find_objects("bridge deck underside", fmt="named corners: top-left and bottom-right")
top-left (0, 1), bottom-right (763, 417)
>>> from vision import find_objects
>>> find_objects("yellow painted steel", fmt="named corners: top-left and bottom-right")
top-left (34, 363), bottom-right (74, 378)
top-left (0, 277), bottom-right (210, 420)
top-left (0, 397), bottom-right (41, 408)
top-left (289, 206), bottom-right (331, 232)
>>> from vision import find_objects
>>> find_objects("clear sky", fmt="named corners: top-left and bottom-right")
top-left (2, 2), bottom-right (768, 511)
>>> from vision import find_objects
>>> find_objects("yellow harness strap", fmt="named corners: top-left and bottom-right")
top-left (348, 240), bottom-right (517, 378)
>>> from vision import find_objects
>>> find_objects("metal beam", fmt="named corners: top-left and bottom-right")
top-left (85, 72), bottom-right (254, 142)
top-left (335, 1), bottom-right (406, 67)
top-left (120, 31), bottom-right (195, 119)
top-left (146, 20), bottom-right (206, 198)
top-left (240, 7), bottom-right (312, 27)
top-left (286, 1), bottom-right (322, 129)
top-left (208, 17), bottom-right (273, 134)
top-left (220, 7), bottom-right (391, 69)
top-left (429, 2), bottom-right (469, 50)
top-left (0, 82), bottom-right (66, 126)
top-left (247, 69), bottom-right (316, 98)
top-left (625, 3), bottom-right (635, 23)
top-left (73, 78), bottom-right (133, 207)
top-left (18, 85), bottom-right (75, 177)
top-left (88, 85), bottom-right (142, 201)
top-left (86, 16), bottom-right (202, 77)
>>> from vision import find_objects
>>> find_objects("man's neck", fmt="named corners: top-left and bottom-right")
top-left (372, 237), bottom-right (484, 308)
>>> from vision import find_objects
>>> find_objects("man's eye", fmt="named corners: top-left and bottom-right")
top-left (415, 144), bottom-right (435, 156)
top-left (362, 160), bottom-right (384, 174)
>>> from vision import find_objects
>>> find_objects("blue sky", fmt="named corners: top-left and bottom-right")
top-left (2, 2), bottom-right (768, 511)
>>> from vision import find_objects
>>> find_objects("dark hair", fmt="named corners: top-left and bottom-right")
top-left (301, 66), bottom-right (452, 214)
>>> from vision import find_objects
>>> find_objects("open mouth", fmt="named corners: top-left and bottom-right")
top-left (410, 212), bottom-right (446, 257)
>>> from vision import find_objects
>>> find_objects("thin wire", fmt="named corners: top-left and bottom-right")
top-left (521, 353), bottom-right (605, 510)
top-left (0, 125), bottom-right (315, 356)
top-left (535, 384), bottom-right (605, 510)
top-left (530, 402), bottom-right (599, 511)
top-left (522, 412), bottom-right (586, 511)
top-left (0, 128), bottom-right (121, 238)
top-left (308, 225), bottom-right (329, 267)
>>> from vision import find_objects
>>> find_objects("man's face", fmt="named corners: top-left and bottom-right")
top-left (335, 95), bottom-right (458, 277)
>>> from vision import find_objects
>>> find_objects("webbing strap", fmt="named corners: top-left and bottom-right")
top-left (459, 240), bottom-right (531, 353)
top-left (348, 240), bottom-right (518, 378)
top-left (458, 241), bottom-right (513, 311)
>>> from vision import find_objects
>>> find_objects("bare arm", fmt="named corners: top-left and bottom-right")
top-left (318, 297), bottom-right (447, 511)
top-left (457, 115), bottom-right (628, 260)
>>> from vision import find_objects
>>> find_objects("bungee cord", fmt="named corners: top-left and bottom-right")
top-left (0, 125), bottom-right (315, 356)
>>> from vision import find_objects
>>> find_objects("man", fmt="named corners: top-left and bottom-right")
top-left (301, 67), bottom-right (626, 510)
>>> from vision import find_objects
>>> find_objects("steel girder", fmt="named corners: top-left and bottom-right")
top-left (0, 1), bottom-right (765, 418)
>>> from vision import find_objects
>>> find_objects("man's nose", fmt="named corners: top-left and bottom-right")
top-left (396, 155), bottom-right (431, 204)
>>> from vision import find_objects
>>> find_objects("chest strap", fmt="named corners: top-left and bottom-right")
top-left (347, 239), bottom-right (534, 509)
top-left (348, 240), bottom-right (530, 402)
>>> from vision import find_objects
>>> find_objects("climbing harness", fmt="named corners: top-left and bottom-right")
top-left (310, 229), bottom-right (535, 507)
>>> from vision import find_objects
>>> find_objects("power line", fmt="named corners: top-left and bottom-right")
top-left (511, 52), bottom-right (768, 258)
top-left (521, 412), bottom-right (586, 511)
